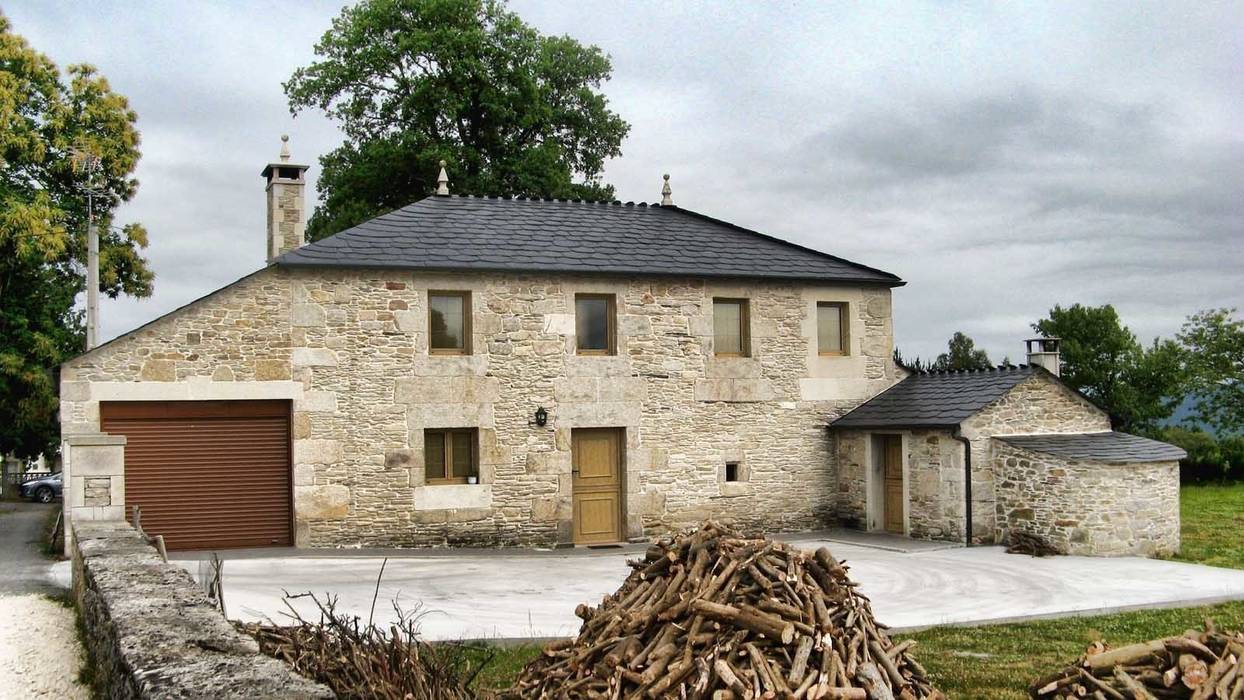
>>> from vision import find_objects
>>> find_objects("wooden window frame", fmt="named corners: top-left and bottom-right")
top-left (424, 428), bottom-right (479, 485)
top-left (712, 297), bottom-right (751, 357)
top-left (817, 301), bottom-right (850, 356)
top-left (428, 290), bottom-right (472, 355)
top-left (575, 293), bottom-right (617, 356)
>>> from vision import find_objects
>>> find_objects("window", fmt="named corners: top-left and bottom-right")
top-left (424, 428), bottom-right (478, 484)
top-left (429, 291), bottom-right (471, 354)
top-left (725, 462), bottom-right (741, 482)
top-left (575, 294), bottom-right (616, 355)
top-left (817, 302), bottom-right (849, 355)
top-left (713, 298), bottom-right (750, 356)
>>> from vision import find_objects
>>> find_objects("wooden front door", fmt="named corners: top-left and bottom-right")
top-left (882, 435), bottom-right (904, 534)
top-left (572, 428), bottom-right (623, 545)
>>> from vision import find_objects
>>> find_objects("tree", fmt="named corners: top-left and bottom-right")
top-left (0, 13), bottom-right (153, 458)
top-left (929, 331), bottom-right (992, 371)
top-left (1033, 304), bottom-right (1185, 433)
top-left (1179, 308), bottom-right (1244, 435)
top-left (286, 0), bottom-right (631, 240)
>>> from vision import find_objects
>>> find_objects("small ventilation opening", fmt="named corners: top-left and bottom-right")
top-left (277, 167), bottom-right (302, 180)
top-left (725, 462), bottom-right (741, 482)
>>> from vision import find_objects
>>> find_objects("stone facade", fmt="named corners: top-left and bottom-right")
top-left (962, 376), bottom-right (1111, 543)
top-left (993, 441), bottom-right (1180, 556)
top-left (835, 374), bottom-right (1113, 545)
top-left (61, 266), bottom-right (899, 548)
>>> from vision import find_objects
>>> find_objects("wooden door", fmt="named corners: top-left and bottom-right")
top-left (101, 400), bottom-right (293, 550)
top-left (572, 428), bottom-right (623, 545)
top-left (882, 435), bottom-right (904, 534)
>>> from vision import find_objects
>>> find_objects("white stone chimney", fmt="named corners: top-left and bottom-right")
top-left (1025, 337), bottom-right (1061, 376)
top-left (261, 135), bottom-right (309, 262)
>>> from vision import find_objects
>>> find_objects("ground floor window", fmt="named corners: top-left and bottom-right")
top-left (425, 428), bottom-right (478, 484)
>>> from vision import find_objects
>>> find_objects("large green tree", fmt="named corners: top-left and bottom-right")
top-left (286, 0), bottom-right (631, 240)
top-left (1033, 304), bottom-right (1185, 433)
top-left (0, 13), bottom-right (153, 458)
top-left (1179, 308), bottom-right (1244, 435)
top-left (929, 331), bottom-right (993, 371)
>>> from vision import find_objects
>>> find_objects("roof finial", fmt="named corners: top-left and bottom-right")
top-left (279, 134), bottom-right (291, 162)
top-left (436, 160), bottom-right (449, 196)
top-left (660, 173), bottom-right (672, 206)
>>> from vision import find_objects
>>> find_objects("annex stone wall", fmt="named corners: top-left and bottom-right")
top-left (71, 520), bottom-right (332, 698)
top-left (992, 441), bottom-right (1180, 556)
top-left (835, 373), bottom-right (1112, 545)
top-left (62, 266), bottom-right (899, 548)
top-left (961, 375), bottom-right (1110, 543)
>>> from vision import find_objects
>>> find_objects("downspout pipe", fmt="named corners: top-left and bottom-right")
top-left (951, 428), bottom-right (972, 547)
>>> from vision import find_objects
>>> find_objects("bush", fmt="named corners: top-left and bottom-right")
top-left (1158, 426), bottom-right (1244, 482)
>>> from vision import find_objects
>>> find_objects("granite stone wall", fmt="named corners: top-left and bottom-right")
top-left (993, 441), bottom-right (1180, 556)
top-left (71, 520), bottom-right (332, 698)
top-left (62, 266), bottom-right (899, 547)
top-left (834, 374), bottom-right (1112, 545)
top-left (962, 375), bottom-right (1111, 543)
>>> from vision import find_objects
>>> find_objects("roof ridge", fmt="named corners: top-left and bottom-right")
top-left (453, 193), bottom-right (662, 207)
top-left (915, 364), bottom-right (1033, 376)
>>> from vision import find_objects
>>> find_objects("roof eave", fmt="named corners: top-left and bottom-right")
top-left (274, 258), bottom-right (906, 287)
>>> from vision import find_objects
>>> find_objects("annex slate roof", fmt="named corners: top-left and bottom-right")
top-left (830, 366), bottom-right (1043, 429)
top-left (274, 195), bottom-right (903, 285)
top-left (997, 432), bottom-right (1187, 463)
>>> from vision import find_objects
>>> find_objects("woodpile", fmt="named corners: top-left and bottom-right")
top-left (1030, 619), bottom-right (1244, 699)
top-left (1006, 531), bottom-right (1063, 558)
top-left (505, 522), bottom-right (945, 699)
top-left (238, 590), bottom-right (486, 700)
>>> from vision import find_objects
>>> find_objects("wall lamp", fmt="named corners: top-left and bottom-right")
top-left (531, 406), bottom-right (549, 427)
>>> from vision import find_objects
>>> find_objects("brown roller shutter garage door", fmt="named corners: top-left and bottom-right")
top-left (100, 400), bottom-right (293, 550)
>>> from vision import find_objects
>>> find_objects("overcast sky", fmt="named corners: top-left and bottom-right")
top-left (6, 1), bottom-right (1242, 362)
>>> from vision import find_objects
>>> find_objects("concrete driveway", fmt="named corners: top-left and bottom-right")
top-left (173, 534), bottom-right (1244, 641)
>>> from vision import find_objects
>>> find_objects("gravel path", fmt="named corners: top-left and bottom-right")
top-left (0, 594), bottom-right (88, 699)
top-left (0, 501), bottom-right (88, 699)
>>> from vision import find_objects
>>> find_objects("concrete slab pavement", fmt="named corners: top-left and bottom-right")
top-left (167, 535), bottom-right (1244, 641)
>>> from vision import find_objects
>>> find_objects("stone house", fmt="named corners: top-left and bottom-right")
top-left (59, 146), bottom-right (1183, 556)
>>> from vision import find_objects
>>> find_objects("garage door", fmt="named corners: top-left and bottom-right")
top-left (100, 400), bottom-right (292, 550)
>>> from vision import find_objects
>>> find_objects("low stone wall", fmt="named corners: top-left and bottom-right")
top-left (993, 441), bottom-right (1180, 557)
top-left (71, 520), bottom-right (333, 699)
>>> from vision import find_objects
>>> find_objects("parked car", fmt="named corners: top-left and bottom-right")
top-left (19, 473), bottom-right (62, 503)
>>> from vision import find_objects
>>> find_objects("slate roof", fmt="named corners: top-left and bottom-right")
top-left (830, 366), bottom-right (1044, 429)
top-left (997, 432), bottom-right (1187, 463)
top-left (275, 195), bottom-right (903, 285)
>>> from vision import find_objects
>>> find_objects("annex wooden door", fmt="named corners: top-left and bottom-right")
top-left (100, 400), bottom-right (293, 551)
top-left (882, 435), bottom-right (904, 534)
top-left (571, 428), bottom-right (623, 545)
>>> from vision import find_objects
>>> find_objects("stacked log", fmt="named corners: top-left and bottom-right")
top-left (1030, 620), bottom-right (1244, 699)
top-left (505, 522), bottom-right (945, 699)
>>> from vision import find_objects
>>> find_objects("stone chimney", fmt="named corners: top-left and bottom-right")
top-left (261, 135), bottom-right (309, 262)
top-left (1025, 337), bottom-right (1061, 376)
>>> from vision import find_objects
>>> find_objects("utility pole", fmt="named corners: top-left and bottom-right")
top-left (74, 150), bottom-right (102, 351)
top-left (86, 193), bottom-right (99, 350)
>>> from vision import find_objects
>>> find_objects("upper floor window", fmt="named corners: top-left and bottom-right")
top-left (713, 298), bottom-right (750, 356)
top-left (424, 428), bottom-right (478, 484)
top-left (817, 302), bottom-right (849, 355)
top-left (429, 291), bottom-right (471, 354)
top-left (575, 294), bottom-right (616, 355)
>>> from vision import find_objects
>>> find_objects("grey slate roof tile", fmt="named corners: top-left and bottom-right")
top-left (997, 432), bottom-right (1187, 463)
top-left (274, 195), bottom-right (903, 285)
top-left (830, 366), bottom-right (1042, 428)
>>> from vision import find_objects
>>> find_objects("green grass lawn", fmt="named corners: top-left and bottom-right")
top-left (1175, 482), bottom-right (1244, 569)
top-left (470, 482), bottom-right (1244, 697)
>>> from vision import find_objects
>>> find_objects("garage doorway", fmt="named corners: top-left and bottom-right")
top-left (100, 400), bottom-right (293, 550)
top-left (571, 428), bottom-right (624, 545)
